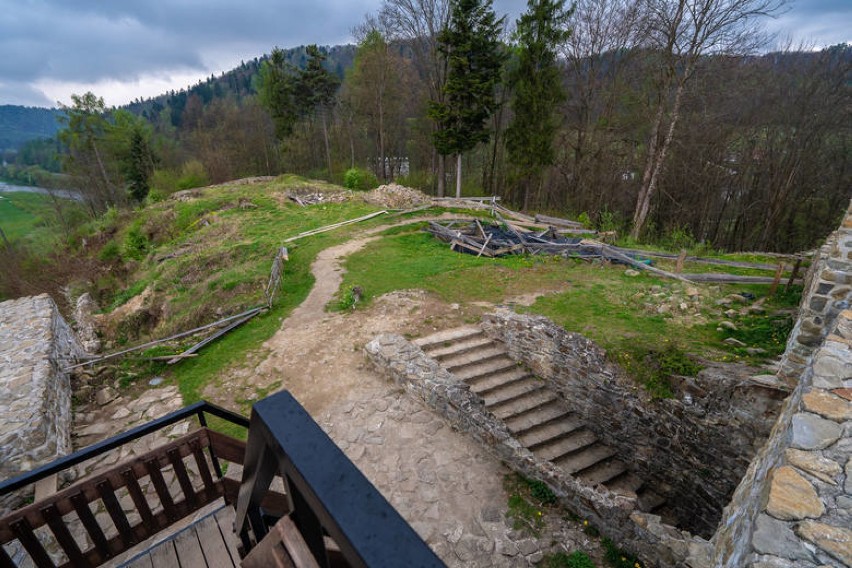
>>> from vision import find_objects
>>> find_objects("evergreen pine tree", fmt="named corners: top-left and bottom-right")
top-left (505, 0), bottom-right (572, 210)
top-left (430, 0), bottom-right (506, 197)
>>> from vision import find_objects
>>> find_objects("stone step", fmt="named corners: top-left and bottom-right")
top-left (555, 443), bottom-right (617, 475)
top-left (491, 390), bottom-right (559, 421)
top-left (519, 415), bottom-right (587, 450)
top-left (452, 357), bottom-right (518, 382)
top-left (534, 429), bottom-right (598, 462)
top-left (637, 489), bottom-right (667, 513)
top-left (578, 458), bottom-right (628, 487)
top-left (469, 368), bottom-right (532, 396)
top-left (482, 377), bottom-right (546, 408)
top-left (605, 472), bottom-right (645, 496)
top-left (505, 401), bottom-right (571, 436)
top-left (426, 335), bottom-right (497, 359)
top-left (442, 346), bottom-right (510, 371)
top-left (415, 326), bottom-right (484, 350)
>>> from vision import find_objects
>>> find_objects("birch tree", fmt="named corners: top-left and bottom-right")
top-left (630, 0), bottom-right (784, 238)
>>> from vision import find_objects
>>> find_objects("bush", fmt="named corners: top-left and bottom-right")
top-left (176, 160), bottom-right (209, 190)
top-left (98, 239), bottom-right (121, 262)
top-left (343, 167), bottom-right (379, 191)
top-left (123, 223), bottom-right (150, 260)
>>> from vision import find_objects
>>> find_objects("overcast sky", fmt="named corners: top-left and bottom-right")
top-left (0, 0), bottom-right (849, 109)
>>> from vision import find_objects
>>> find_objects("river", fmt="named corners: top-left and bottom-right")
top-left (0, 181), bottom-right (83, 201)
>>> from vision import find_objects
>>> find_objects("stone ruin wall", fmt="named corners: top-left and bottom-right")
top-left (480, 309), bottom-right (788, 540)
top-left (710, 201), bottom-right (852, 568)
top-left (0, 294), bottom-right (83, 512)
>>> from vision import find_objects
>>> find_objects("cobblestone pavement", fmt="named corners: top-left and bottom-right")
top-left (318, 387), bottom-right (605, 567)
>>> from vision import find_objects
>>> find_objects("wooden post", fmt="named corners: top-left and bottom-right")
top-left (769, 263), bottom-right (785, 295)
top-left (785, 257), bottom-right (802, 292)
top-left (675, 249), bottom-right (687, 273)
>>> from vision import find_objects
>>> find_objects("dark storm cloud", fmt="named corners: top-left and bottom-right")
top-left (0, 0), bottom-right (379, 86)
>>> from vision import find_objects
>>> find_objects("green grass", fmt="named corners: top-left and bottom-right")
top-left (504, 474), bottom-right (554, 535)
top-left (542, 552), bottom-right (596, 568)
top-left (0, 191), bottom-right (81, 253)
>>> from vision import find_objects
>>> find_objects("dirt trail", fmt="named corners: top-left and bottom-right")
top-left (203, 213), bottom-right (596, 566)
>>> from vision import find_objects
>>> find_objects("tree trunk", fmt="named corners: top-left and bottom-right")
top-left (321, 111), bottom-right (333, 177)
top-left (437, 154), bottom-right (446, 197)
top-left (631, 79), bottom-right (686, 239)
top-left (455, 153), bottom-right (462, 198)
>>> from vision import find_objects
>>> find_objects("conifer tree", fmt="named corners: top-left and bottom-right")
top-left (505, 0), bottom-right (572, 210)
top-left (430, 0), bottom-right (506, 198)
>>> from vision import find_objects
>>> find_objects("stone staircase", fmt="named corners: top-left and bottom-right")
top-left (415, 326), bottom-right (668, 516)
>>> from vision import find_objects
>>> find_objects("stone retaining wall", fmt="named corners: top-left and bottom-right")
top-left (366, 334), bottom-right (711, 567)
top-left (0, 294), bottom-right (83, 512)
top-left (709, 202), bottom-right (852, 567)
top-left (481, 309), bottom-right (787, 539)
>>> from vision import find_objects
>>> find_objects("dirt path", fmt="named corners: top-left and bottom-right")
top-left (202, 214), bottom-right (597, 566)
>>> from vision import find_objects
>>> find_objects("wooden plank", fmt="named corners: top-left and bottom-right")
top-left (190, 440), bottom-right (216, 493)
top-left (283, 210), bottom-right (388, 243)
top-left (675, 249), bottom-right (687, 273)
top-left (166, 310), bottom-right (261, 365)
top-left (214, 507), bottom-right (241, 566)
top-left (10, 518), bottom-right (53, 568)
top-left (70, 491), bottom-right (111, 561)
top-left (144, 459), bottom-right (178, 523)
top-left (124, 552), bottom-right (154, 568)
top-left (0, 545), bottom-right (17, 568)
top-left (167, 448), bottom-right (199, 510)
top-left (148, 539), bottom-right (179, 568)
top-left (601, 244), bottom-right (694, 284)
top-left (207, 430), bottom-right (247, 466)
top-left (534, 213), bottom-right (584, 228)
top-left (121, 469), bottom-right (156, 533)
top-left (173, 525), bottom-right (207, 568)
top-left (195, 514), bottom-right (236, 568)
top-left (33, 474), bottom-right (58, 502)
top-left (41, 503), bottom-right (90, 567)
top-left (97, 479), bottom-right (136, 548)
top-left (769, 262), bottom-right (785, 295)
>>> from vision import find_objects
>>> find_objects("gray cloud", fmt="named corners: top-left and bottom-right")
top-left (0, 0), bottom-right (848, 107)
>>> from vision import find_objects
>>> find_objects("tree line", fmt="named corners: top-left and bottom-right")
top-left (8, 0), bottom-right (851, 253)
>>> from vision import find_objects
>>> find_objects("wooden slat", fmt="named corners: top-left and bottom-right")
top-left (214, 507), bottom-right (241, 565)
top-left (144, 459), bottom-right (177, 523)
top-left (124, 552), bottom-right (154, 568)
top-left (207, 430), bottom-right (246, 465)
top-left (195, 514), bottom-right (236, 568)
top-left (167, 448), bottom-right (198, 510)
top-left (190, 440), bottom-right (215, 491)
top-left (148, 539), bottom-right (178, 568)
top-left (41, 504), bottom-right (90, 568)
top-left (173, 525), bottom-right (206, 568)
top-left (0, 543), bottom-right (16, 568)
top-left (97, 480), bottom-right (136, 549)
top-left (10, 518), bottom-right (53, 568)
top-left (121, 469), bottom-right (157, 535)
top-left (70, 492), bottom-right (111, 561)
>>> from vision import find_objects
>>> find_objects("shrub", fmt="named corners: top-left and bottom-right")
top-left (123, 224), bottom-right (150, 260)
top-left (176, 160), bottom-right (209, 190)
top-left (343, 167), bottom-right (379, 191)
top-left (98, 239), bottom-right (121, 262)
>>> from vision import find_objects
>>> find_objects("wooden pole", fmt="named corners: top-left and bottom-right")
top-left (769, 263), bottom-right (785, 295)
top-left (785, 258), bottom-right (802, 292)
top-left (675, 249), bottom-right (687, 273)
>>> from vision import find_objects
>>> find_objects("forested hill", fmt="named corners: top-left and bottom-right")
top-left (125, 44), bottom-right (356, 127)
top-left (0, 106), bottom-right (64, 152)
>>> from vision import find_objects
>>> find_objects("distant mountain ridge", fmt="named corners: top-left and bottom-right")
top-left (0, 106), bottom-right (64, 152)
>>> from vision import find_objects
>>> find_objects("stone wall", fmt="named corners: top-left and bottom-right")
top-left (366, 334), bottom-right (712, 567)
top-left (481, 309), bottom-right (787, 539)
top-left (777, 200), bottom-right (852, 385)
top-left (0, 294), bottom-right (83, 512)
top-left (709, 202), bottom-right (852, 568)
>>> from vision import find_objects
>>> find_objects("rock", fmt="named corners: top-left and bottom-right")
top-left (791, 412), bottom-right (843, 450)
top-left (716, 298), bottom-right (733, 307)
top-left (725, 308), bottom-right (739, 318)
top-left (846, 458), bottom-right (852, 494)
top-left (746, 347), bottom-right (767, 355)
top-left (657, 304), bottom-right (671, 314)
top-left (724, 337), bottom-right (747, 347)
top-left (148, 376), bottom-right (164, 386)
top-left (747, 305), bottom-right (766, 315)
top-left (796, 520), bottom-right (852, 566)
top-left (95, 386), bottom-right (119, 406)
top-left (516, 538), bottom-right (539, 556)
top-left (784, 449), bottom-right (841, 484)
top-left (719, 321), bottom-right (738, 331)
top-left (624, 269), bottom-right (640, 277)
top-left (685, 286), bottom-right (700, 297)
top-left (751, 514), bottom-right (815, 562)
top-left (528, 550), bottom-right (544, 564)
top-left (495, 539), bottom-right (519, 556)
top-left (802, 390), bottom-right (852, 422)
top-left (765, 466), bottom-right (824, 521)
top-left (729, 294), bottom-right (749, 303)
top-left (832, 388), bottom-right (852, 401)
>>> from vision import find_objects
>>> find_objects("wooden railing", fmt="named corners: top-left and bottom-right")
top-left (0, 402), bottom-right (250, 568)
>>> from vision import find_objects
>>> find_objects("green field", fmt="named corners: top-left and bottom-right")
top-left (0, 191), bottom-right (77, 253)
